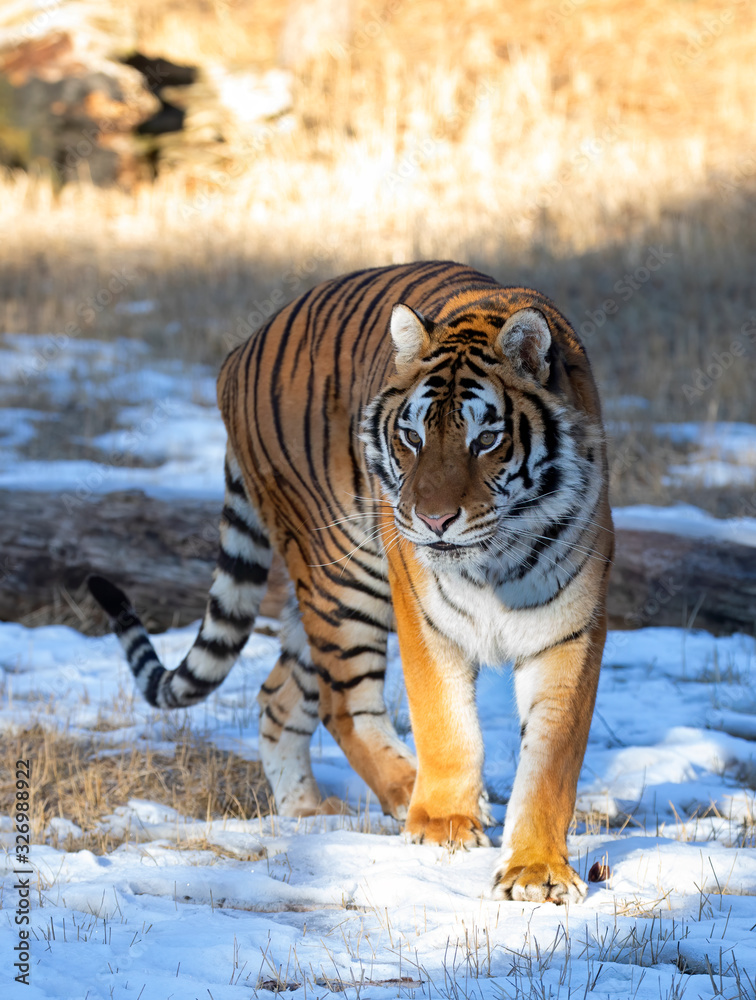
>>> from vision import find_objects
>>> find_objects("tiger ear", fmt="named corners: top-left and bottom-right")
top-left (496, 308), bottom-right (551, 383)
top-left (390, 303), bottom-right (430, 368)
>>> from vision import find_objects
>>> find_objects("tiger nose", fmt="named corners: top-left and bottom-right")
top-left (417, 509), bottom-right (460, 537)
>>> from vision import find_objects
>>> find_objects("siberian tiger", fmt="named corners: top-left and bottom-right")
top-left (89, 260), bottom-right (613, 904)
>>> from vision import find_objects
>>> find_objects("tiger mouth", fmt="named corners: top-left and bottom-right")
top-left (427, 540), bottom-right (466, 551)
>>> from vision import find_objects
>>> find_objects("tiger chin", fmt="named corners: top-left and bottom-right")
top-left (89, 261), bottom-right (613, 906)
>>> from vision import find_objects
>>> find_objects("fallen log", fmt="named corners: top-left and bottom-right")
top-left (0, 490), bottom-right (753, 637)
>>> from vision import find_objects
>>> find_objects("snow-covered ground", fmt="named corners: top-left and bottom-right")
top-left (2, 619), bottom-right (756, 999)
top-left (1, 332), bottom-right (756, 999)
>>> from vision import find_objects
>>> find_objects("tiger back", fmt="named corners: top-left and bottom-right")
top-left (90, 260), bottom-right (612, 904)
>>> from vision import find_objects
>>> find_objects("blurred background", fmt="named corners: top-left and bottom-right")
top-left (1, 0), bottom-right (755, 524)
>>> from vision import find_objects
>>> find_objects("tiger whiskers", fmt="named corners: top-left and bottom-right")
top-left (342, 492), bottom-right (396, 509)
top-left (485, 530), bottom-right (603, 579)
top-left (338, 522), bottom-right (389, 578)
top-left (312, 512), bottom-right (381, 531)
top-left (307, 520), bottom-right (388, 575)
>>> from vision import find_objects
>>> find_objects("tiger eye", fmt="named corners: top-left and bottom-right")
top-left (405, 429), bottom-right (422, 445)
top-left (477, 431), bottom-right (497, 448)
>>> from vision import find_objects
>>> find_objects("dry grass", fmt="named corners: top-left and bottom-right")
top-left (1, 724), bottom-right (272, 854)
top-left (1, 0), bottom-right (755, 512)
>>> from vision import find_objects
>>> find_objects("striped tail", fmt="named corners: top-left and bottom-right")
top-left (88, 449), bottom-right (272, 709)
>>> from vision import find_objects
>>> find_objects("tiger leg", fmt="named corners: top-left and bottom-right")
top-left (390, 558), bottom-right (490, 848)
top-left (298, 571), bottom-right (417, 820)
top-left (492, 616), bottom-right (606, 904)
top-left (257, 598), bottom-right (342, 815)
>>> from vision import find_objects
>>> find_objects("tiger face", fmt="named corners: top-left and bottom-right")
top-left (365, 303), bottom-right (602, 581)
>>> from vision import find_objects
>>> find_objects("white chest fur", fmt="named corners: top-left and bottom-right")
top-left (422, 567), bottom-right (590, 666)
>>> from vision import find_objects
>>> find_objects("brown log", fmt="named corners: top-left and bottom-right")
top-left (0, 490), bottom-right (754, 637)
top-left (0, 489), bottom-right (288, 634)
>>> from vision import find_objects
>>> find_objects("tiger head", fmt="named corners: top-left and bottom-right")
top-left (363, 300), bottom-right (604, 577)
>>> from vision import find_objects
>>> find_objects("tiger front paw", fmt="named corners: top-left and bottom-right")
top-left (492, 856), bottom-right (587, 904)
top-left (404, 805), bottom-right (491, 848)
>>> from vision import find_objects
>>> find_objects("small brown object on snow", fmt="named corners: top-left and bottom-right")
top-left (588, 861), bottom-right (611, 883)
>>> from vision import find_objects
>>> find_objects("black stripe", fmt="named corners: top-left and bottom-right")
top-left (434, 575), bottom-right (475, 622)
top-left (264, 705), bottom-right (284, 727)
top-left (208, 596), bottom-right (254, 630)
top-left (515, 544), bottom-right (594, 609)
top-left (175, 661), bottom-right (222, 693)
top-left (466, 345), bottom-right (499, 365)
top-left (125, 632), bottom-right (152, 660)
top-left (221, 504), bottom-right (270, 548)
top-left (132, 647), bottom-right (159, 679)
top-left (305, 593), bottom-right (388, 632)
top-left (260, 681), bottom-right (284, 695)
top-left (511, 510), bottom-right (577, 581)
top-left (522, 391), bottom-right (560, 460)
top-left (194, 633), bottom-right (248, 658)
top-left (314, 664), bottom-right (386, 692)
top-left (294, 654), bottom-right (317, 674)
top-left (524, 622), bottom-right (591, 661)
top-left (310, 637), bottom-right (385, 660)
top-left (224, 462), bottom-right (245, 496)
top-left (144, 664), bottom-right (164, 707)
top-left (465, 357), bottom-right (490, 379)
top-left (291, 669), bottom-right (318, 701)
top-left (318, 563), bottom-right (390, 602)
top-left (217, 548), bottom-right (268, 585)
top-left (112, 610), bottom-right (140, 636)
top-left (516, 413), bottom-right (533, 489)
top-left (280, 649), bottom-right (318, 674)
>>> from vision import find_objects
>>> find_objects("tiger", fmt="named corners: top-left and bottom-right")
top-left (89, 260), bottom-right (613, 904)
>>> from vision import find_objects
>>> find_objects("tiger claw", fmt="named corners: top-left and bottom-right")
top-left (404, 808), bottom-right (490, 848)
top-left (492, 858), bottom-right (587, 905)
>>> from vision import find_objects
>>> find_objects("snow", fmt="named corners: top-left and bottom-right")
top-left (1, 333), bottom-right (755, 997)
top-left (2, 618), bottom-right (755, 999)
top-left (613, 504), bottom-right (756, 547)
top-left (606, 420), bottom-right (756, 490)
top-left (113, 300), bottom-right (157, 316)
